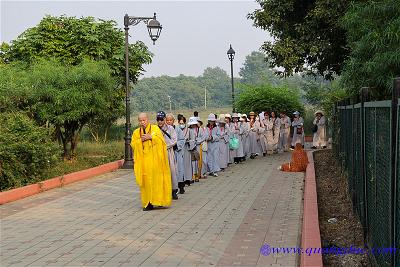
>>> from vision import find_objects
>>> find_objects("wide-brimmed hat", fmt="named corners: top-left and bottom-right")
top-left (249, 111), bottom-right (255, 116)
top-left (314, 110), bottom-right (323, 116)
top-left (293, 111), bottom-right (300, 115)
top-left (225, 113), bottom-right (231, 118)
top-left (207, 113), bottom-right (216, 121)
top-left (232, 113), bottom-right (239, 118)
top-left (188, 117), bottom-right (198, 125)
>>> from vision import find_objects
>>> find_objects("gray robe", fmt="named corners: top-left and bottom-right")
top-left (291, 117), bottom-right (305, 146)
top-left (218, 125), bottom-right (229, 169)
top-left (199, 127), bottom-right (209, 176)
top-left (278, 116), bottom-right (291, 152)
top-left (182, 126), bottom-right (193, 181)
top-left (241, 122), bottom-right (250, 157)
top-left (230, 122), bottom-right (244, 159)
top-left (258, 121), bottom-right (267, 154)
top-left (174, 125), bottom-right (186, 183)
top-left (160, 124), bottom-right (178, 190)
top-left (207, 126), bottom-right (221, 173)
top-left (248, 120), bottom-right (261, 155)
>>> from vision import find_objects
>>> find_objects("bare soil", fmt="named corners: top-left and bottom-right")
top-left (314, 149), bottom-right (371, 267)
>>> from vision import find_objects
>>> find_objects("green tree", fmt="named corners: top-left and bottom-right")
top-left (249, 0), bottom-right (350, 79)
top-left (0, 60), bottom-right (119, 159)
top-left (239, 51), bottom-right (279, 85)
top-left (235, 84), bottom-right (304, 115)
top-left (198, 67), bottom-right (231, 107)
top-left (2, 15), bottom-right (152, 84)
top-left (341, 0), bottom-right (400, 98)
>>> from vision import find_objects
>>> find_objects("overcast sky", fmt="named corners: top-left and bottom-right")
top-left (1, 0), bottom-right (272, 78)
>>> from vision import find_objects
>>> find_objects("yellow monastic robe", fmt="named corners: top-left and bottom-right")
top-left (131, 124), bottom-right (172, 208)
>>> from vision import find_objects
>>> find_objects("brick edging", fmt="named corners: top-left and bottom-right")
top-left (0, 159), bottom-right (124, 205)
top-left (300, 151), bottom-right (323, 267)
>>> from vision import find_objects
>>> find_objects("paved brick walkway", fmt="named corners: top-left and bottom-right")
top-left (1, 153), bottom-right (304, 267)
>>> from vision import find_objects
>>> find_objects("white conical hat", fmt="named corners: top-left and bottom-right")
top-left (188, 116), bottom-right (198, 125)
top-left (207, 113), bottom-right (216, 121)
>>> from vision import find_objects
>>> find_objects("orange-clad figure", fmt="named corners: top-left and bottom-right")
top-left (279, 143), bottom-right (309, 172)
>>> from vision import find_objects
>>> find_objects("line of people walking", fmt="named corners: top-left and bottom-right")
top-left (131, 110), bottom-right (326, 211)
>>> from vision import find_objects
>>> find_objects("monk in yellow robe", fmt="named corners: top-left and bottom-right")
top-left (131, 113), bottom-right (172, 211)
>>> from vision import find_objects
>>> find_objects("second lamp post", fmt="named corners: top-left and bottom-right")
top-left (227, 44), bottom-right (235, 113)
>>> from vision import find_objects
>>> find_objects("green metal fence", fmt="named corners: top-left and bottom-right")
top-left (333, 78), bottom-right (400, 267)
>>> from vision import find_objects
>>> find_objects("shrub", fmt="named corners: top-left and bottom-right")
top-left (235, 84), bottom-right (304, 115)
top-left (0, 112), bottom-right (60, 190)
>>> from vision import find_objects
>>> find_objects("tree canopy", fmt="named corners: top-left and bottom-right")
top-left (249, 0), bottom-right (350, 79)
top-left (239, 51), bottom-right (279, 85)
top-left (341, 0), bottom-right (400, 98)
top-left (0, 15), bottom-right (152, 84)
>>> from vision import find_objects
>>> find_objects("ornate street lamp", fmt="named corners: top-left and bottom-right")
top-left (227, 44), bottom-right (235, 113)
top-left (122, 13), bottom-right (162, 169)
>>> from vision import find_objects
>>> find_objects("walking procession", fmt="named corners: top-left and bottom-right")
top-left (131, 110), bottom-right (326, 211)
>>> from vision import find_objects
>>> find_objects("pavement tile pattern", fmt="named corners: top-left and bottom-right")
top-left (1, 152), bottom-right (303, 267)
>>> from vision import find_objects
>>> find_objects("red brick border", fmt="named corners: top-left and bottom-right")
top-left (0, 159), bottom-right (124, 205)
top-left (300, 151), bottom-right (323, 267)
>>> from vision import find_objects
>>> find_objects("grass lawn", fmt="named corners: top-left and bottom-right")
top-left (42, 141), bottom-right (124, 181)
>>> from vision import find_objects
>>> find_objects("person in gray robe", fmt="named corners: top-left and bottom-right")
top-left (179, 117), bottom-right (194, 187)
top-left (240, 115), bottom-right (250, 159)
top-left (156, 111), bottom-right (178, 200)
top-left (206, 113), bottom-right (221, 176)
top-left (248, 111), bottom-right (261, 158)
top-left (291, 111), bottom-right (305, 148)
top-left (230, 113), bottom-right (244, 163)
top-left (224, 114), bottom-right (234, 164)
top-left (198, 121), bottom-right (209, 178)
top-left (217, 117), bottom-right (229, 169)
top-left (167, 113), bottom-right (186, 194)
top-left (194, 119), bottom-right (207, 181)
top-left (188, 117), bottom-right (201, 182)
top-left (278, 112), bottom-right (291, 152)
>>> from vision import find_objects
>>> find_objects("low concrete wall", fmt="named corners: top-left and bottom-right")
top-left (0, 159), bottom-right (124, 205)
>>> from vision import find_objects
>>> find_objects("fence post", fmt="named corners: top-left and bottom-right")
top-left (360, 87), bottom-right (369, 239)
top-left (351, 96), bottom-right (357, 210)
top-left (391, 78), bottom-right (400, 267)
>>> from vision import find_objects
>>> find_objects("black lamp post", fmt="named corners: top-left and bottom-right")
top-left (122, 13), bottom-right (162, 169)
top-left (227, 44), bottom-right (235, 113)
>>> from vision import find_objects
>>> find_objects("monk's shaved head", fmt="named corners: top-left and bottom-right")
top-left (138, 113), bottom-right (149, 128)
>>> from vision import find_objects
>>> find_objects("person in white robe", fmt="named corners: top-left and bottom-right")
top-left (188, 117), bottom-right (201, 182)
top-left (258, 114), bottom-right (267, 156)
top-left (271, 111), bottom-right (281, 153)
top-left (180, 117), bottom-right (195, 187)
top-left (262, 112), bottom-right (275, 155)
top-left (224, 114), bottom-right (234, 164)
top-left (156, 111), bottom-right (179, 200)
top-left (278, 112), bottom-right (291, 152)
top-left (291, 111), bottom-right (305, 149)
top-left (312, 110), bottom-right (327, 149)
